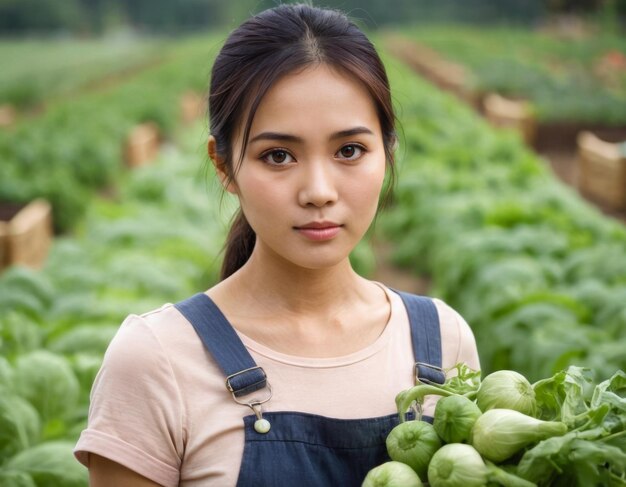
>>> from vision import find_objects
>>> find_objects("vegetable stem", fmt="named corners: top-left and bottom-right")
top-left (396, 385), bottom-right (454, 422)
top-left (599, 430), bottom-right (626, 443)
top-left (486, 462), bottom-right (537, 487)
top-left (463, 390), bottom-right (478, 400)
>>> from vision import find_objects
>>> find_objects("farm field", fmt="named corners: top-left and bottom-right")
top-left (381, 52), bottom-right (626, 382)
top-left (393, 24), bottom-right (626, 126)
top-left (1, 21), bottom-right (625, 486)
top-left (0, 36), bottom-right (165, 111)
top-left (0, 34), bottom-right (221, 233)
top-left (383, 25), bottom-right (626, 224)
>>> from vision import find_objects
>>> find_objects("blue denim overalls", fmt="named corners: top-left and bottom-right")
top-left (175, 290), bottom-right (445, 486)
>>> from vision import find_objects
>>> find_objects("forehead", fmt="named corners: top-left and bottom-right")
top-left (249, 63), bottom-right (380, 136)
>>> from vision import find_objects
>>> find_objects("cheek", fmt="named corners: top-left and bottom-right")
top-left (346, 162), bottom-right (386, 208)
top-left (236, 171), bottom-right (290, 219)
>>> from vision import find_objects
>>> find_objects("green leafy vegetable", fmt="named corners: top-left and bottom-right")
top-left (427, 444), bottom-right (487, 487)
top-left (433, 395), bottom-right (481, 444)
top-left (370, 364), bottom-right (626, 485)
top-left (477, 370), bottom-right (536, 416)
top-left (471, 409), bottom-right (567, 463)
top-left (0, 471), bottom-right (36, 487)
top-left (13, 350), bottom-right (79, 423)
top-left (4, 441), bottom-right (88, 487)
top-left (362, 461), bottom-right (423, 487)
top-left (386, 421), bottom-right (441, 481)
top-left (0, 392), bottom-right (41, 459)
top-left (517, 369), bottom-right (626, 485)
top-left (396, 363), bottom-right (481, 422)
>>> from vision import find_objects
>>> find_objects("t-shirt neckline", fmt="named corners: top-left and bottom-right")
top-left (235, 282), bottom-right (400, 368)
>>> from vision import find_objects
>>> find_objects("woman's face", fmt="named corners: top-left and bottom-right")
top-left (226, 63), bottom-right (387, 271)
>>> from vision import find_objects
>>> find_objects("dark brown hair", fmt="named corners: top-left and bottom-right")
top-left (209, 3), bottom-right (397, 280)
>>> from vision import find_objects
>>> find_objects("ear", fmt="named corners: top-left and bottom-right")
top-left (390, 134), bottom-right (399, 153)
top-left (208, 136), bottom-right (237, 194)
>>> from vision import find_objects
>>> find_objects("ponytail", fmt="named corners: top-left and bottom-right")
top-left (220, 209), bottom-right (256, 280)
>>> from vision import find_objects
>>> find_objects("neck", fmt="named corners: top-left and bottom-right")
top-left (210, 241), bottom-right (390, 356)
top-left (227, 243), bottom-right (364, 316)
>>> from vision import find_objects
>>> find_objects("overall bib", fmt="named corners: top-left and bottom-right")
top-left (175, 290), bottom-right (445, 487)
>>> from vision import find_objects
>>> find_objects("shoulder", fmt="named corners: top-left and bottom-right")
top-left (99, 301), bottom-right (205, 382)
top-left (431, 297), bottom-right (480, 372)
top-left (430, 298), bottom-right (467, 332)
top-left (105, 303), bottom-right (179, 358)
top-left (389, 288), bottom-right (480, 372)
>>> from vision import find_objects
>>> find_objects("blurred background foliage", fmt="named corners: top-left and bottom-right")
top-left (0, 0), bottom-right (625, 36)
top-left (1, 2), bottom-right (626, 484)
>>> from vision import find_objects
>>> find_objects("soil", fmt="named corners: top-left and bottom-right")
top-left (0, 202), bottom-right (26, 223)
top-left (533, 122), bottom-right (626, 152)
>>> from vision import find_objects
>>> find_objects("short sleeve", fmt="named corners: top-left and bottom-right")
top-left (433, 299), bottom-right (481, 373)
top-left (74, 314), bottom-right (185, 487)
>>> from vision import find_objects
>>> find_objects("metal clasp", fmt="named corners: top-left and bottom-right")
top-left (225, 366), bottom-right (266, 394)
top-left (225, 367), bottom-right (273, 434)
top-left (414, 361), bottom-right (445, 385)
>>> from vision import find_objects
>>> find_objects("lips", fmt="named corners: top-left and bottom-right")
top-left (294, 221), bottom-right (342, 241)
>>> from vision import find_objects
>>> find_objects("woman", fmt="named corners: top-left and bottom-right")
top-left (74, 4), bottom-right (480, 486)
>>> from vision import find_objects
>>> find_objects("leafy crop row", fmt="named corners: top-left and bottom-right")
top-left (0, 124), bottom-right (230, 485)
top-left (382, 54), bottom-right (626, 382)
top-left (398, 25), bottom-right (626, 125)
top-left (0, 34), bottom-right (221, 232)
top-left (0, 36), bottom-right (162, 109)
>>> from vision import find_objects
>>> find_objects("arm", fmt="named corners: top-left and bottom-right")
top-left (89, 454), bottom-right (164, 487)
top-left (75, 314), bottom-right (184, 487)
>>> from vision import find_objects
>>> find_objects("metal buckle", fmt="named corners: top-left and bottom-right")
top-left (225, 366), bottom-right (272, 405)
top-left (225, 366), bottom-right (273, 434)
top-left (225, 366), bottom-right (266, 393)
top-left (414, 361), bottom-right (445, 385)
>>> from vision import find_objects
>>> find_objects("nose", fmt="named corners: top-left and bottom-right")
top-left (297, 159), bottom-right (338, 208)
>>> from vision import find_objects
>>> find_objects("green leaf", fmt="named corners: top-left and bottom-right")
top-left (533, 369), bottom-right (567, 421)
top-left (560, 366), bottom-right (593, 425)
top-left (0, 390), bottom-right (41, 459)
top-left (591, 370), bottom-right (626, 413)
top-left (0, 470), bottom-right (36, 487)
top-left (517, 432), bottom-right (626, 485)
top-left (5, 441), bottom-right (88, 487)
top-left (13, 350), bottom-right (80, 423)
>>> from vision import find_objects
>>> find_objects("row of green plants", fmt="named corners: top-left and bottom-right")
top-left (398, 25), bottom-right (626, 125)
top-left (0, 36), bottom-right (163, 110)
top-left (0, 33), bottom-right (221, 233)
top-left (381, 53), bottom-right (626, 382)
top-left (1, 33), bottom-right (624, 485)
top-left (0, 124), bottom-right (231, 486)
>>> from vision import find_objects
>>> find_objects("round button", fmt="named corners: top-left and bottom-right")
top-left (254, 418), bottom-right (271, 434)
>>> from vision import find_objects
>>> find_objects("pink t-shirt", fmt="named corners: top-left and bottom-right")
top-left (74, 284), bottom-right (480, 486)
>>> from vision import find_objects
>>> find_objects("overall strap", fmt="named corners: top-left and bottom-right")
top-left (174, 293), bottom-right (266, 397)
top-left (394, 290), bottom-right (446, 385)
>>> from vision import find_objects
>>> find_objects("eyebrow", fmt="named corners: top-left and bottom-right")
top-left (248, 126), bottom-right (374, 144)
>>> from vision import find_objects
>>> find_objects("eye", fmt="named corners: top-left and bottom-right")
top-left (261, 149), bottom-right (295, 166)
top-left (336, 144), bottom-right (365, 161)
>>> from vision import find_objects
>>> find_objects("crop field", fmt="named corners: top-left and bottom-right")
top-left (0, 36), bottom-right (166, 110)
top-left (0, 23), bottom-right (625, 486)
top-left (395, 25), bottom-right (626, 125)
